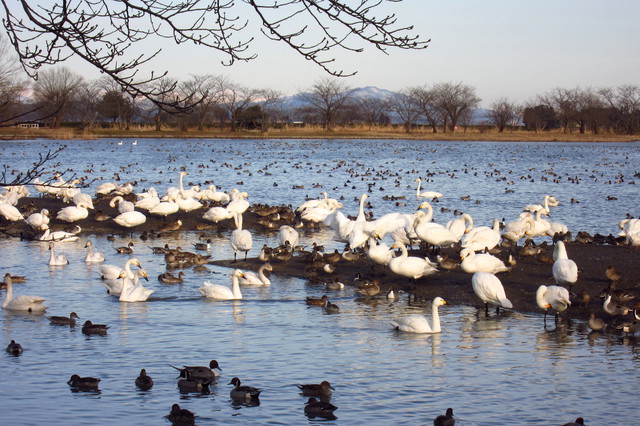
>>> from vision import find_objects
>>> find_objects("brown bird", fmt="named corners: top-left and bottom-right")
top-left (605, 265), bottom-right (622, 282)
top-left (434, 407), bottom-right (455, 426)
top-left (306, 295), bottom-right (328, 306)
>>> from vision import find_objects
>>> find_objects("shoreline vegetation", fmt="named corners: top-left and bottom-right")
top-left (2, 125), bottom-right (639, 142)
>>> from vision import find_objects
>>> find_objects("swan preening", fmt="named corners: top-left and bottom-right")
top-left (199, 269), bottom-right (245, 300)
top-left (2, 273), bottom-right (48, 312)
top-left (390, 297), bottom-right (447, 333)
top-left (472, 272), bottom-right (513, 314)
top-left (536, 285), bottom-right (571, 321)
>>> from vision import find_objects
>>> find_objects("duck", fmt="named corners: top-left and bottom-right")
top-left (48, 242), bottom-right (69, 266)
top-left (355, 279), bottom-right (380, 297)
top-left (324, 301), bottom-right (340, 314)
top-left (460, 248), bottom-right (510, 274)
top-left (297, 380), bottom-right (334, 397)
top-left (81, 320), bottom-right (109, 335)
top-left (49, 312), bottom-right (80, 326)
top-left (177, 378), bottom-right (210, 394)
top-left (304, 397), bottom-right (338, 419)
top-left (135, 368), bottom-right (154, 391)
top-left (588, 313), bottom-right (606, 331)
top-left (171, 360), bottom-right (221, 385)
top-left (390, 297), bottom-right (447, 333)
top-left (230, 212), bottom-right (252, 262)
top-left (433, 407), bottom-right (455, 426)
top-left (536, 285), bottom-right (571, 321)
top-left (605, 265), bottom-right (622, 282)
top-left (552, 241), bottom-right (578, 290)
top-left (306, 295), bottom-right (328, 306)
top-left (238, 263), bottom-right (273, 286)
top-left (160, 219), bottom-right (183, 232)
top-left (602, 293), bottom-right (630, 316)
top-left (388, 241), bottom-right (438, 280)
top-left (562, 417), bottom-right (584, 426)
top-left (114, 242), bottom-right (135, 254)
top-left (472, 272), bottom-right (513, 314)
top-left (67, 374), bottom-right (100, 389)
top-left (158, 271), bottom-right (185, 284)
top-left (324, 278), bottom-right (345, 290)
top-left (2, 273), bottom-right (48, 312)
top-left (193, 239), bottom-right (212, 251)
top-left (167, 404), bottom-right (195, 425)
top-left (228, 377), bottom-right (262, 401)
top-left (113, 210), bottom-right (147, 228)
top-left (6, 340), bottom-right (23, 355)
top-left (119, 269), bottom-right (154, 302)
top-left (84, 240), bottom-right (105, 263)
top-left (198, 269), bottom-right (244, 300)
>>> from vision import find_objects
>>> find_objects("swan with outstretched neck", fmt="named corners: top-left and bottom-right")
top-left (390, 297), bottom-right (447, 333)
top-left (198, 269), bottom-right (245, 300)
top-left (2, 273), bottom-right (48, 312)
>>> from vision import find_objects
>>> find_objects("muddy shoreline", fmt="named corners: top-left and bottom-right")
top-left (3, 196), bottom-right (638, 321)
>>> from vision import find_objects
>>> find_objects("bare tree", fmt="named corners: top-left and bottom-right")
top-left (388, 89), bottom-right (420, 132)
top-left (1, 1), bottom-right (429, 110)
top-left (599, 85), bottom-right (640, 135)
top-left (0, 34), bottom-right (29, 127)
top-left (488, 97), bottom-right (521, 132)
top-left (259, 89), bottom-right (285, 132)
top-left (300, 78), bottom-right (353, 131)
top-left (218, 78), bottom-right (259, 132)
top-left (432, 82), bottom-right (480, 132)
top-left (72, 82), bottom-right (101, 130)
top-left (180, 75), bottom-right (222, 131)
top-left (409, 86), bottom-right (442, 133)
top-left (32, 67), bottom-right (84, 128)
top-left (357, 96), bottom-right (390, 130)
top-left (541, 87), bottom-right (580, 133)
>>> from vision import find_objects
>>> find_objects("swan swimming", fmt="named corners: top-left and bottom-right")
top-left (415, 177), bottom-right (443, 200)
top-left (390, 297), bottom-right (447, 333)
top-left (239, 263), bottom-right (273, 286)
top-left (84, 240), bottom-right (105, 263)
top-left (48, 242), bottom-right (69, 266)
top-left (198, 269), bottom-right (245, 300)
top-left (37, 224), bottom-right (80, 242)
top-left (2, 273), bottom-right (48, 312)
top-left (119, 269), bottom-right (153, 302)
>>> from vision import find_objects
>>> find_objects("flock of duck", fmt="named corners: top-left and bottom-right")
top-left (2, 165), bottom-right (639, 424)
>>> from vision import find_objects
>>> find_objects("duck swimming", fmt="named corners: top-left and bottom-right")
top-left (6, 340), bottom-right (23, 355)
top-left (49, 312), bottom-right (80, 326)
top-left (81, 320), bottom-right (109, 335)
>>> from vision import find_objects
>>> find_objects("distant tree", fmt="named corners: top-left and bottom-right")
top-left (2, 1), bottom-right (429, 111)
top-left (72, 82), bottom-right (101, 130)
top-left (522, 103), bottom-right (558, 131)
top-left (409, 86), bottom-right (441, 133)
top-left (300, 78), bottom-right (353, 131)
top-left (0, 34), bottom-right (27, 126)
top-left (356, 96), bottom-right (389, 129)
top-left (218, 78), bottom-right (259, 132)
top-left (180, 75), bottom-right (222, 131)
top-left (488, 97), bottom-right (521, 132)
top-left (432, 82), bottom-right (480, 132)
top-left (259, 89), bottom-right (286, 132)
top-left (96, 77), bottom-right (136, 130)
top-left (32, 67), bottom-right (84, 128)
top-left (541, 87), bottom-right (582, 133)
top-left (599, 85), bottom-right (640, 135)
top-left (388, 89), bottom-right (421, 132)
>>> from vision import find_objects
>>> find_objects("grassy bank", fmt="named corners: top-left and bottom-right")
top-left (2, 124), bottom-right (639, 142)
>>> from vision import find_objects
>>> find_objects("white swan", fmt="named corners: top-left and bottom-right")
top-left (472, 272), bottom-right (513, 314)
top-left (230, 213), bottom-right (252, 262)
top-left (119, 269), bottom-right (153, 302)
top-left (199, 185), bottom-right (230, 203)
top-left (134, 188), bottom-right (160, 211)
top-left (113, 210), bottom-right (147, 228)
top-left (388, 241), bottom-right (438, 279)
top-left (84, 240), bottom-right (105, 263)
top-left (278, 225), bottom-right (299, 248)
top-left (536, 285), bottom-right (571, 319)
top-left (367, 236), bottom-right (394, 267)
top-left (390, 297), bottom-right (447, 333)
top-left (552, 241), bottom-right (578, 289)
top-left (25, 209), bottom-right (50, 229)
top-left (413, 203), bottom-right (459, 249)
top-left (0, 202), bottom-right (24, 222)
top-left (226, 191), bottom-right (250, 216)
top-left (37, 224), bottom-right (80, 242)
top-left (96, 182), bottom-right (118, 196)
top-left (56, 201), bottom-right (90, 223)
top-left (176, 191), bottom-right (203, 212)
top-left (149, 200), bottom-right (179, 217)
top-left (461, 218), bottom-right (501, 252)
top-left (415, 177), bottom-right (443, 200)
top-left (202, 206), bottom-right (233, 223)
top-left (109, 196), bottom-right (135, 213)
top-left (48, 242), bottom-right (69, 266)
top-left (72, 192), bottom-right (94, 210)
top-left (2, 273), bottom-right (47, 312)
top-left (198, 269), bottom-right (245, 300)
top-left (325, 194), bottom-right (368, 242)
top-left (460, 248), bottom-right (510, 274)
top-left (524, 195), bottom-right (558, 215)
top-left (445, 213), bottom-right (474, 241)
top-left (239, 263), bottom-right (273, 286)
top-left (296, 192), bottom-right (328, 213)
top-left (100, 258), bottom-right (141, 281)
top-left (502, 213), bottom-right (535, 244)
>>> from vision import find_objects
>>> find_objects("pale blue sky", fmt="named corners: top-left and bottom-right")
top-left (21, 0), bottom-right (640, 107)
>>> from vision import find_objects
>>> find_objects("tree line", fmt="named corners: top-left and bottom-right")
top-left (2, 59), bottom-right (639, 135)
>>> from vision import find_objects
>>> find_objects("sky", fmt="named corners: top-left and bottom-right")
top-left (8, 0), bottom-right (640, 107)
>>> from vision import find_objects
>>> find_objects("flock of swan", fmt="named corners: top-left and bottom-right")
top-left (3, 165), bottom-right (638, 339)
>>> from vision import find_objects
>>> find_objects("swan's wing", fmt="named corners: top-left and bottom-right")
top-left (390, 314), bottom-right (430, 332)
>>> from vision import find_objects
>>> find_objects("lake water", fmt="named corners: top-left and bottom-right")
top-left (1, 139), bottom-right (639, 425)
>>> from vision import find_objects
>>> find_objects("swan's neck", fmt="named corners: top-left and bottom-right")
top-left (431, 303), bottom-right (441, 332)
top-left (398, 243), bottom-right (408, 259)
top-left (463, 214), bottom-right (474, 232)
top-left (416, 179), bottom-right (421, 196)
top-left (2, 280), bottom-right (11, 308)
top-left (258, 266), bottom-right (269, 284)
top-left (356, 195), bottom-right (367, 221)
top-left (125, 261), bottom-right (136, 278)
top-left (235, 213), bottom-right (243, 230)
top-left (232, 276), bottom-right (242, 299)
